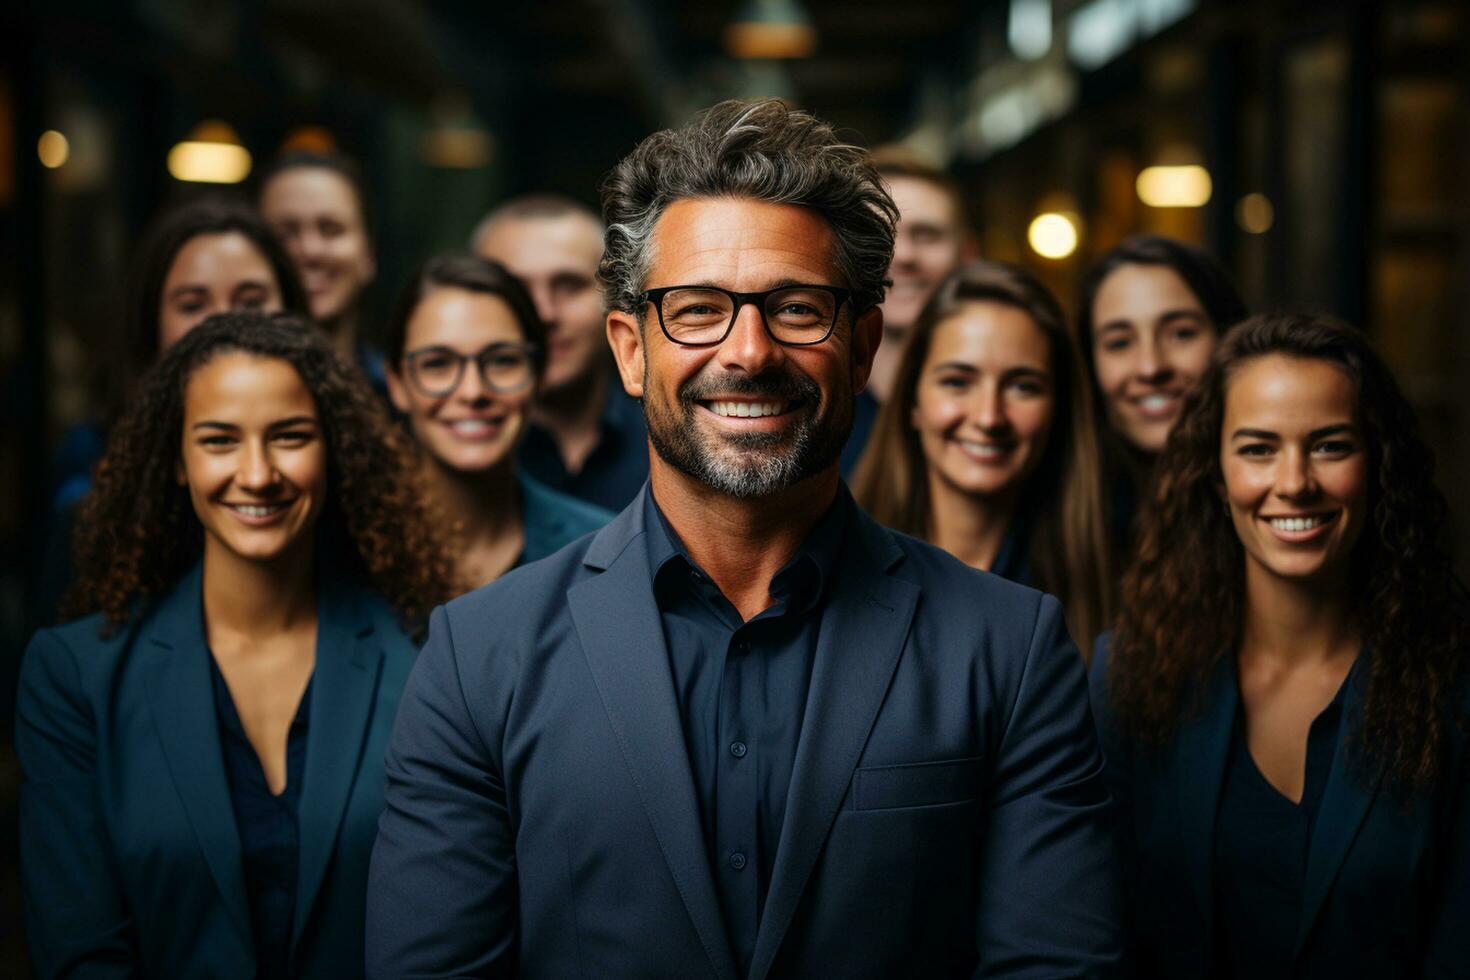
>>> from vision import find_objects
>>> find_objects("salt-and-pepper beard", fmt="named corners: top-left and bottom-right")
top-left (643, 362), bottom-right (854, 499)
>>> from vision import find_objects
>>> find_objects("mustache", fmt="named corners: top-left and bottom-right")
top-left (679, 369), bottom-right (820, 406)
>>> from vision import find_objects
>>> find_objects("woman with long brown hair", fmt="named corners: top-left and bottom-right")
top-left (18, 313), bottom-right (453, 978)
top-left (1090, 313), bottom-right (1470, 977)
top-left (853, 260), bottom-right (1112, 647)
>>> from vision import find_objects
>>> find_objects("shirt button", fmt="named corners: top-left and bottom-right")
top-left (729, 740), bottom-right (748, 758)
top-left (729, 851), bottom-right (747, 871)
top-left (690, 569), bottom-right (704, 582)
top-left (733, 641), bottom-right (748, 655)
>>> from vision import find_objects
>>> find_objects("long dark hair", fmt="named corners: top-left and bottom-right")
top-left (385, 252), bottom-right (547, 372)
top-left (1108, 313), bottom-right (1468, 790)
top-left (108, 196), bottom-right (308, 419)
top-left (853, 260), bottom-right (1112, 646)
top-left (66, 312), bottom-right (455, 637)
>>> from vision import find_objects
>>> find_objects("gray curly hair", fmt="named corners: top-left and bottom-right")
top-left (598, 99), bottom-right (898, 318)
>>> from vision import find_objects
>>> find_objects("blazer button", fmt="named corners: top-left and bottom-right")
top-left (729, 740), bottom-right (748, 758)
top-left (729, 851), bottom-right (747, 871)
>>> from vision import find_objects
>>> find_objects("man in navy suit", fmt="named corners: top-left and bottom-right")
top-left (367, 99), bottom-right (1122, 979)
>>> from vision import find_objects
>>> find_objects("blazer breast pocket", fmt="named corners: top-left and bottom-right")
top-left (853, 756), bottom-right (983, 811)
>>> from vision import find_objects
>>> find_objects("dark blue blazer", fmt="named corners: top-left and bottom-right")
top-left (518, 471), bottom-right (613, 566)
top-left (368, 486), bottom-right (1122, 979)
top-left (16, 564), bottom-right (420, 979)
top-left (1088, 637), bottom-right (1470, 978)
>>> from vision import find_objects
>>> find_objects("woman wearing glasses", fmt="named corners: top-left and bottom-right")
top-left (386, 254), bottom-right (612, 591)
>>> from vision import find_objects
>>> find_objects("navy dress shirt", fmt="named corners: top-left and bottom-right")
top-left (210, 659), bottom-right (312, 979)
top-left (519, 385), bottom-right (649, 512)
top-left (644, 488), bottom-right (849, 975)
top-left (1212, 670), bottom-right (1346, 980)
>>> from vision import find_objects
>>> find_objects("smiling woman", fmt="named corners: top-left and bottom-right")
top-left (17, 313), bottom-right (455, 978)
top-left (1091, 313), bottom-right (1470, 978)
top-left (385, 253), bottom-right (611, 592)
top-left (853, 260), bottom-right (1112, 648)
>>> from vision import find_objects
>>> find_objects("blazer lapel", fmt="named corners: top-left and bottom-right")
top-left (747, 511), bottom-right (919, 980)
top-left (1293, 661), bottom-right (1378, 960)
top-left (292, 579), bottom-right (384, 946)
top-left (143, 564), bottom-right (253, 945)
top-left (1173, 656), bottom-right (1236, 933)
top-left (569, 496), bottom-right (740, 980)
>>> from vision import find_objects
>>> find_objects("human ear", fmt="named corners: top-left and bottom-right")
top-left (849, 306), bottom-right (884, 394)
top-left (606, 310), bottom-right (645, 399)
top-left (385, 364), bottom-right (412, 415)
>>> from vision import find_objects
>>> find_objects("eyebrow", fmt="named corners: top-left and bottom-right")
top-left (190, 415), bottom-right (318, 432)
top-left (1230, 423), bottom-right (1356, 440)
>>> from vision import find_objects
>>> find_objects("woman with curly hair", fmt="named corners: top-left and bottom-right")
top-left (17, 313), bottom-right (454, 979)
top-left (852, 260), bottom-right (1112, 648)
top-left (1089, 313), bottom-right (1470, 977)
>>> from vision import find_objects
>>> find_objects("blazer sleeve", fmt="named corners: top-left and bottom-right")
top-left (366, 604), bottom-right (517, 979)
top-left (15, 628), bottom-right (139, 978)
top-left (971, 594), bottom-right (1125, 978)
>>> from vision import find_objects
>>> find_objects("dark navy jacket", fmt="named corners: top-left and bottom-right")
top-left (1089, 636), bottom-right (1470, 979)
top-left (16, 564), bottom-right (419, 979)
top-left (367, 485), bottom-right (1123, 979)
top-left (517, 472), bottom-right (613, 566)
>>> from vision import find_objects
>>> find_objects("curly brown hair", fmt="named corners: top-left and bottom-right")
top-left (64, 312), bottom-right (455, 638)
top-left (1108, 313), bottom-right (1469, 790)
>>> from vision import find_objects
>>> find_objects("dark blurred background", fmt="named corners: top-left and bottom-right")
top-left (2, 0), bottom-right (1467, 970)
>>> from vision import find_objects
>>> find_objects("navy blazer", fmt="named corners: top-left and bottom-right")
top-left (518, 472), bottom-right (613, 566)
top-left (368, 486), bottom-right (1122, 979)
top-left (1088, 637), bottom-right (1470, 978)
top-left (16, 564), bottom-right (420, 979)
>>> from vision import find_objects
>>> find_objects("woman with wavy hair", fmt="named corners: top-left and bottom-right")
top-left (1090, 313), bottom-right (1470, 977)
top-left (853, 260), bottom-right (1111, 647)
top-left (18, 313), bottom-right (454, 978)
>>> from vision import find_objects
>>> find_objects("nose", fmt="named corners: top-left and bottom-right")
top-left (1134, 334), bottom-right (1171, 384)
top-left (891, 231), bottom-right (917, 269)
top-left (716, 302), bottom-right (785, 376)
top-left (453, 360), bottom-right (492, 404)
top-left (971, 381), bottom-right (1009, 434)
top-left (1275, 446), bottom-right (1317, 500)
top-left (237, 440), bottom-right (280, 493)
top-left (529, 281), bottom-right (557, 329)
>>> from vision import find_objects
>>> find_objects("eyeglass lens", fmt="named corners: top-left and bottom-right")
top-left (659, 287), bottom-right (839, 345)
top-left (409, 345), bottom-right (534, 396)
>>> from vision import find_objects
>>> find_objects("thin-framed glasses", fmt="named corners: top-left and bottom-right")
top-left (401, 342), bottom-right (538, 398)
top-left (640, 284), bottom-right (852, 348)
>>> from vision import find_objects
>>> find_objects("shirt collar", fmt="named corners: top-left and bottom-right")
top-left (643, 484), bottom-right (852, 613)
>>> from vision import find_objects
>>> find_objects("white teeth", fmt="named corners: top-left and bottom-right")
top-left (1269, 515), bottom-right (1330, 532)
top-left (1138, 394), bottom-right (1175, 413)
top-left (449, 420), bottom-right (494, 435)
top-left (230, 504), bottom-right (286, 518)
top-left (710, 401), bottom-right (787, 418)
top-left (958, 439), bottom-right (1010, 459)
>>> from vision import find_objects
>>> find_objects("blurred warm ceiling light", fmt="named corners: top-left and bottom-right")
top-left (1236, 192), bottom-right (1274, 234)
top-left (168, 120), bottom-right (252, 184)
top-left (280, 126), bottom-right (338, 155)
top-left (1136, 164), bottom-right (1212, 207)
top-left (1028, 211), bottom-right (1080, 259)
top-left (421, 95), bottom-right (494, 170)
top-left (38, 130), bottom-right (70, 169)
top-left (726, 0), bottom-right (817, 59)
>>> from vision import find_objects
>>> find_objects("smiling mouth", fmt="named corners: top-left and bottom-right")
top-left (445, 418), bottom-right (504, 438)
top-left (704, 400), bottom-right (792, 419)
top-left (1266, 513), bottom-right (1337, 533)
top-left (1132, 393), bottom-right (1181, 418)
top-left (225, 502), bottom-right (291, 519)
top-left (956, 438), bottom-right (1015, 460)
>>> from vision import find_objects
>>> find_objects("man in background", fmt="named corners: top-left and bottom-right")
top-left (473, 195), bottom-right (648, 511)
top-left (841, 148), bottom-right (974, 473)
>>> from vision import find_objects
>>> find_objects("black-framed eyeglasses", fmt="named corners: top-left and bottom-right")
top-left (639, 284), bottom-right (852, 348)
top-left (401, 342), bottom-right (539, 398)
